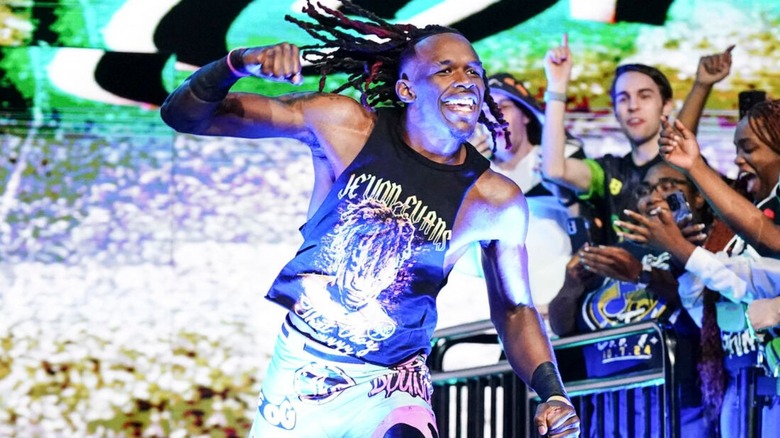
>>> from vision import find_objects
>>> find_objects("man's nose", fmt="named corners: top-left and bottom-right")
top-left (627, 97), bottom-right (639, 111)
top-left (453, 71), bottom-right (476, 88)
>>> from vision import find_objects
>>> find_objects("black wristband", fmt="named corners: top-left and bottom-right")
top-left (188, 56), bottom-right (241, 103)
top-left (530, 361), bottom-right (567, 401)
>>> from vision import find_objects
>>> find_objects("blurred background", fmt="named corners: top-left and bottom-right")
top-left (1, 0), bottom-right (779, 436)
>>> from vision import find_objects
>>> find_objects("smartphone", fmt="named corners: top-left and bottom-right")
top-left (738, 90), bottom-right (766, 119)
top-left (665, 190), bottom-right (692, 225)
top-left (566, 217), bottom-right (593, 251)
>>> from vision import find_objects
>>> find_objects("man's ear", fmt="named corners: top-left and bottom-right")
top-left (396, 79), bottom-right (416, 104)
top-left (662, 99), bottom-right (675, 117)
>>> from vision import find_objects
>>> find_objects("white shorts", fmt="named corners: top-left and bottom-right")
top-left (248, 314), bottom-right (438, 438)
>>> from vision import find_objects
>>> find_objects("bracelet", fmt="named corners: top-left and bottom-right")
top-left (544, 90), bottom-right (567, 103)
top-left (226, 48), bottom-right (249, 77)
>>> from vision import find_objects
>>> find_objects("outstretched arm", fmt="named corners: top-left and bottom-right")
top-left (659, 118), bottom-right (780, 254)
top-left (479, 184), bottom-right (579, 437)
top-left (676, 45), bottom-right (734, 135)
top-left (161, 44), bottom-right (309, 138)
top-left (541, 35), bottom-right (593, 194)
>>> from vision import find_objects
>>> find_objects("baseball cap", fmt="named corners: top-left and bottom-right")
top-left (487, 72), bottom-right (578, 143)
top-left (488, 73), bottom-right (545, 124)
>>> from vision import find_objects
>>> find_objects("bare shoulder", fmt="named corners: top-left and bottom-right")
top-left (289, 93), bottom-right (377, 171)
top-left (292, 93), bottom-right (374, 130)
top-left (459, 169), bottom-right (529, 244)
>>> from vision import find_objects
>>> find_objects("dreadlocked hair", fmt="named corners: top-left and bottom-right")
top-left (696, 215), bottom-right (737, 425)
top-left (698, 286), bottom-right (726, 423)
top-left (478, 71), bottom-right (511, 155)
top-left (284, 0), bottom-right (509, 142)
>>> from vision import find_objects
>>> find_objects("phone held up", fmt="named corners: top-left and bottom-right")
top-left (665, 190), bottom-right (692, 225)
top-left (567, 216), bottom-right (594, 251)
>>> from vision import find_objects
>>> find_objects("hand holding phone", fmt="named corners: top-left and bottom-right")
top-left (566, 216), bottom-right (593, 251)
top-left (665, 190), bottom-right (692, 225)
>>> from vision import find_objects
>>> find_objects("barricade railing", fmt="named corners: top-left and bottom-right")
top-left (429, 320), bottom-right (679, 438)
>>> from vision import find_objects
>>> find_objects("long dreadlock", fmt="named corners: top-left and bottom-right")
top-left (284, 0), bottom-right (509, 149)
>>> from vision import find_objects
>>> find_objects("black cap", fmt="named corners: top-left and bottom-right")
top-left (487, 73), bottom-right (545, 124)
top-left (487, 72), bottom-right (578, 143)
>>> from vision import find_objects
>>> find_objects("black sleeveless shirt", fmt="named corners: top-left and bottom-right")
top-left (266, 107), bottom-right (490, 366)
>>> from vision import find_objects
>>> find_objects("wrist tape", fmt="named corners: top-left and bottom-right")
top-left (530, 361), bottom-right (567, 401)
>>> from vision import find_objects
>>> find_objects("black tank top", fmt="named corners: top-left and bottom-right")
top-left (266, 107), bottom-right (490, 366)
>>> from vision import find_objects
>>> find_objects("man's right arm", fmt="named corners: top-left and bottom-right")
top-left (541, 39), bottom-right (593, 195)
top-left (161, 44), bottom-right (348, 143)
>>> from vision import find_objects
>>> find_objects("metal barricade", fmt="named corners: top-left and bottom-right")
top-left (429, 320), bottom-right (679, 438)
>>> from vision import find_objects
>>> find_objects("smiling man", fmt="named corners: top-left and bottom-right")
top-left (159, 1), bottom-right (579, 437)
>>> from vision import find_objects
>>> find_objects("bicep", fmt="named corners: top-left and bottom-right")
top-left (202, 92), bottom-right (314, 140)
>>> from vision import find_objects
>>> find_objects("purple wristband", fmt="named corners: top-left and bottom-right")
top-left (226, 48), bottom-right (249, 77)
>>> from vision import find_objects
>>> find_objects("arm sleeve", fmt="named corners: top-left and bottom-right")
top-left (683, 246), bottom-right (780, 302)
top-left (578, 158), bottom-right (605, 200)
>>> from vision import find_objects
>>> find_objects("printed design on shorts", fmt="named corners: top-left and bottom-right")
top-left (368, 355), bottom-right (432, 404)
top-left (295, 179), bottom-right (448, 357)
top-left (582, 280), bottom-right (666, 331)
top-left (294, 362), bottom-right (356, 404)
top-left (257, 388), bottom-right (296, 431)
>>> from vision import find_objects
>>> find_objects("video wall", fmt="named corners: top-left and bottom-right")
top-left (1, 1), bottom-right (779, 436)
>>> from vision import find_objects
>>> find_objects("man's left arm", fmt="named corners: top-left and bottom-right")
top-left (479, 189), bottom-right (580, 437)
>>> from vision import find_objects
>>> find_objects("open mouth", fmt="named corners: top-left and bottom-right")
top-left (737, 172), bottom-right (760, 197)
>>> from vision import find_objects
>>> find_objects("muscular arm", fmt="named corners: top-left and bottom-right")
top-left (474, 179), bottom-right (554, 382)
top-left (475, 178), bottom-right (579, 436)
top-left (160, 45), bottom-right (311, 139)
top-left (160, 44), bottom-right (371, 149)
top-left (481, 238), bottom-right (556, 383)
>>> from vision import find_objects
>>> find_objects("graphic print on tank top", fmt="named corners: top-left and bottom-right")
top-left (294, 197), bottom-right (421, 354)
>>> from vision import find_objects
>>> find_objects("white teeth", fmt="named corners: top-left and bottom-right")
top-left (444, 96), bottom-right (476, 106)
